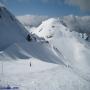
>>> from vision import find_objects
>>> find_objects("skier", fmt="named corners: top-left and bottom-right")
top-left (6, 85), bottom-right (11, 89)
top-left (30, 61), bottom-right (31, 67)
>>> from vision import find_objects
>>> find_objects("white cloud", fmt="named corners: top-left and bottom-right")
top-left (65, 0), bottom-right (90, 11)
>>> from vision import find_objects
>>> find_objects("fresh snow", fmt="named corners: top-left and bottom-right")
top-left (30, 17), bottom-right (90, 84)
top-left (0, 7), bottom-right (90, 90)
top-left (0, 59), bottom-right (90, 90)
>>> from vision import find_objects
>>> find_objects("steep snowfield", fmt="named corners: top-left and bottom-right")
top-left (0, 6), bottom-right (29, 51)
top-left (0, 41), bottom-right (66, 66)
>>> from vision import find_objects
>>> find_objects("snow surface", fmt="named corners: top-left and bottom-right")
top-left (31, 17), bottom-right (90, 83)
top-left (0, 59), bottom-right (90, 90)
top-left (0, 7), bottom-right (90, 90)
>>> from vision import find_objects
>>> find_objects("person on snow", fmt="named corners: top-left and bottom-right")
top-left (6, 85), bottom-right (11, 89)
top-left (30, 61), bottom-right (31, 67)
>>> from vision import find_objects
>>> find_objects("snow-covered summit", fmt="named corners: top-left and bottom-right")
top-left (31, 16), bottom-right (90, 41)
top-left (0, 8), bottom-right (66, 64)
top-left (31, 18), bottom-right (69, 39)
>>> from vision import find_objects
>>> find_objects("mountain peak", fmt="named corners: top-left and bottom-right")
top-left (0, 4), bottom-right (29, 51)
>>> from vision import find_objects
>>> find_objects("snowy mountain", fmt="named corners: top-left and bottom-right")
top-left (31, 17), bottom-right (90, 81)
top-left (31, 16), bottom-right (90, 41)
top-left (0, 5), bottom-right (90, 90)
top-left (0, 5), bottom-right (65, 65)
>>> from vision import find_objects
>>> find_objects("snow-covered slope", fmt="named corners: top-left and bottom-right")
top-left (0, 6), bottom-right (90, 90)
top-left (1, 59), bottom-right (90, 90)
top-left (31, 16), bottom-right (90, 40)
top-left (0, 6), bottom-right (67, 65)
top-left (0, 6), bottom-right (29, 51)
top-left (1, 41), bottom-right (66, 66)
top-left (31, 18), bottom-right (67, 39)
top-left (0, 4), bottom-right (68, 65)
top-left (31, 17), bottom-right (90, 81)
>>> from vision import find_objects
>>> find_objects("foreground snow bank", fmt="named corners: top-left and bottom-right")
top-left (0, 59), bottom-right (90, 90)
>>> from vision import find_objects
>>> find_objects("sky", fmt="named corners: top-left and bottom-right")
top-left (1, 0), bottom-right (90, 16)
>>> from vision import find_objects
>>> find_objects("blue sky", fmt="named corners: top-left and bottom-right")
top-left (2, 0), bottom-right (90, 16)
